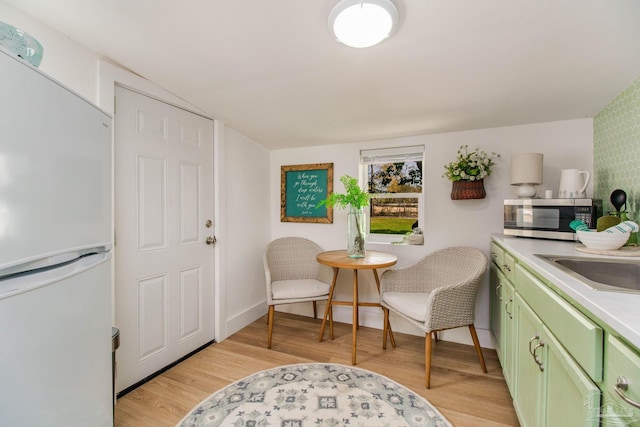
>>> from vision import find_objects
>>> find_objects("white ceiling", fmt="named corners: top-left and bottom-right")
top-left (7, 0), bottom-right (640, 149)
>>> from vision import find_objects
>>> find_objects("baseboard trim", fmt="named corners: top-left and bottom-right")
top-left (225, 301), bottom-right (267, 339)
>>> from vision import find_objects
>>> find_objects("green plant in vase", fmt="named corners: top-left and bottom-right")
top-left (318, 175), bottom-right (370, 258)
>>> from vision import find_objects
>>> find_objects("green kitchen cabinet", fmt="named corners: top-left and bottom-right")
top-left (489, 265), bottom-right (516, 390)
top-left (502, 276), bottom-right (515, 390)
top-left (489, 241), bottom-right (505, 358)
top-left (489, 243), bottom-right (516, 391)
top-left (601, 334), bottom-right (640, 426)
top-left (489, 241), bottom-right (504, 273)
top-left (489, 264), bottom-right (503, 357)
top-left (543, 316), bottom-right (600, 426)
top-left (490, 238), bottom-right (606, 427)
top-left (515, 265), bottom-right (603, 382)
top-left (513, 294), bottom-right (545, 427)
top-left (514, 294), bottom-right (600, 427)
top-left (490, 239), bottom-right (516, 283)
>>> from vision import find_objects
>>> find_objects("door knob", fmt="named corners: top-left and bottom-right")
top-left (205, 236), bottom-right (216, 245)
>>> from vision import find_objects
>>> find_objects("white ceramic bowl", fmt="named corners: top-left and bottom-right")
top-left (576, 230), bottom-right (628, 251)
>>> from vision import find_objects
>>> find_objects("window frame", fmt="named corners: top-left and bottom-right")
top-left (360, 145), bottom-right (425, 244)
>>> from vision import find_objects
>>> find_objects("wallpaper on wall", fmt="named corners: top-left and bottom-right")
top-left (593, 75), bottom-right (640, 218)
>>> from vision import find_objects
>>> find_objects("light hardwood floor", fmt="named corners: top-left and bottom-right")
top-left (115, 313), bottom-right (520, 426)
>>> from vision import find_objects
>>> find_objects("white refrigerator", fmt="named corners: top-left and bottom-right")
top-left (0, 47), bottom-right (114, 426)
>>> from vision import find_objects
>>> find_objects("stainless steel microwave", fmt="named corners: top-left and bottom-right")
top-left (504, 198), bottom-right (602, 241)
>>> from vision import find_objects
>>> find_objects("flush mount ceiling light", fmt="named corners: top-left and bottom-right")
top-left (329, 0), bottom-right (398, 48)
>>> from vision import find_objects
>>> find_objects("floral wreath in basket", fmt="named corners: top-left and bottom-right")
top-left (442, 145), bottom-right (500, 182)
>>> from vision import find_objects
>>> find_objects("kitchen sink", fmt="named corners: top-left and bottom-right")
top-left (536, 255), bottom-right (640, 293)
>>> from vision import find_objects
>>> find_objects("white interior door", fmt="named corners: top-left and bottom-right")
top-left (114, 85), bottom-right (215, 392)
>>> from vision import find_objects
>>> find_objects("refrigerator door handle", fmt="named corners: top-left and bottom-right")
top-left (0, 245), bottom-right (111, 280)
top-left (0, 251), bottom-right (111, 300)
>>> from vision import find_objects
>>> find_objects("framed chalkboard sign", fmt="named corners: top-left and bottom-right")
top-left (281, 163), bottom-right (333, 223)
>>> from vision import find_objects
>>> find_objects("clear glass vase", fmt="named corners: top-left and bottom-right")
top-left (347, 205), bottom-right (366, 258)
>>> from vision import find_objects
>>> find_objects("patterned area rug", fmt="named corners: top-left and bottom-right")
top-left (177, 363), bottom-right (451, 427)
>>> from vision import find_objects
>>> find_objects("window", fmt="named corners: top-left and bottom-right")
top-left (361, 146), bottom-right (424, 240)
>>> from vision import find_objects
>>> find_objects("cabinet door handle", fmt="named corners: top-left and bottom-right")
top-left (495, 283), bottom-right (503, 301)
top-left (615, 376), bottom-right (640, 409)
top-left (505, 297), bottom-right (513, 319)
top-left (491, 251), bottom-right (498, 259)
top-left (528, 333), bottom-right (540, 356)
top-left (528, 333), bottom-right (545, 371)
top-left (502, 264), bottom-right (511, 272)
top-left (532, 340), bottom-right (545, 372)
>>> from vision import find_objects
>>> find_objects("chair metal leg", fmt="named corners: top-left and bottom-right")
top-left (267, 305), bottom-right (275, 349)
top-left (425, 332), bottom-right (433, 389)
top-left (469, 324), bottom-right (488, 373)
top-left (313, 301), bottom-right (317, 319)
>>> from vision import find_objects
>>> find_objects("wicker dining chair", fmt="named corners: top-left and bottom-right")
top-left (263, 237), bottom-right (334, 349)
top-left (380, 246), bottom-right (489, 388)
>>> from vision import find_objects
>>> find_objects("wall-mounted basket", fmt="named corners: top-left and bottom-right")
top-left (451, 179), bottom-right (486, 200)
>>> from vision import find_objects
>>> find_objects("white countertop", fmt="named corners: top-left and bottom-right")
top-left (492, 234), bottom-right (640, 350)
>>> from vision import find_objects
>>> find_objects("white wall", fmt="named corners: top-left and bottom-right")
top-left (219, 126), bottom-right (271, 337)
top-left (2, 0), bottom-right (596, 349)
top-left (1, 1), bottom-right (272, 342)
top-left (270, 119), bottom-right (594, 348)
top-left (0, 1), bottom-right (100, 102)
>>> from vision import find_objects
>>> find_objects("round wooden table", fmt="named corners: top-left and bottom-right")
top-left (316, 250), bottom-right (397, 365)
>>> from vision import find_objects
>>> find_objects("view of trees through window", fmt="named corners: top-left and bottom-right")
top-left (367, 161), bottom-right (422, 235)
